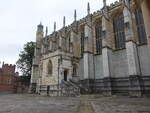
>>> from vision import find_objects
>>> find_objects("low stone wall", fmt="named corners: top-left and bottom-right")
top-left (0, 84), bottom-right (16, 93)
top-left (80, 76), bottom-right (150, 97)
top-left (39, 85), bottom-right (61, 96)
top-left (142, 76), bottom-right (150, 94)
top-left (36, 76), bottom-right (150, 97)
top-left (38, 82), bottom-right (80, 97)
top-left (16, 86), bottom-right (29, 93)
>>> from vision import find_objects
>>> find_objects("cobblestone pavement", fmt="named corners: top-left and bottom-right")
top-left (91, 96), bottom-right (150, 113)
top-left (0, 94), bottom-right (150, 113)
top-left (77, 95), bottom-right (95, 113)
top-left (0, 94), bottom-right (79, 113)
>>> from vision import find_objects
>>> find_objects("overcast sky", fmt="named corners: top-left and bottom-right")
top-left (0, 0), bottom-right (117, 67)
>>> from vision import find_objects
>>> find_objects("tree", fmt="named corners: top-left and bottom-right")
top-left (16, 41), bottom-right (35, 76)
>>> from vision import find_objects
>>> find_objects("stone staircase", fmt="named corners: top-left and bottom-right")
top-left (38, 79), bottom-right (90, 97)
top-left (69, 79), bottom-right (89, 94)
top-left (61, 80), bottom-right (80, 97)
top-left (38, 81), bottom-right (80, 97)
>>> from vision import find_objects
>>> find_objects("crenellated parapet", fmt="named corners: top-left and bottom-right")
top-left (0, 62), bottom-right (18, 76)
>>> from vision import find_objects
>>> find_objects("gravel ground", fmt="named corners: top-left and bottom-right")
top-left (0, 94), bottom-right (150, 113)
top-left (0, 94), bottom-right (79, 113)
top-left (91, 96), bottom-right (150, 113)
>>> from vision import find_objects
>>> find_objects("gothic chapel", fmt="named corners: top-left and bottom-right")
top-left (30, 0), bottom-right (150, 97)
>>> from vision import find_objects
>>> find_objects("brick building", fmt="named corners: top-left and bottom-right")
top-left (0, 62), bottom-right (19, 93)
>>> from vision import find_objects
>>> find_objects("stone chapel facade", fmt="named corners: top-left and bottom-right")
top-left (30, 0), bottom-right (150, 97)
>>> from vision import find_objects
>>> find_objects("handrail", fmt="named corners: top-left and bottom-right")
top-left (69, 79), bottom-right (88, 92)
top-left (39, 80), bottom-right (80, 96)
top-left (68, 80), bottom-right (79, 89)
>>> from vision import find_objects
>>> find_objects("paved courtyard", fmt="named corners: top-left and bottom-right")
top-left (0, 94), bottom-right (150, 113)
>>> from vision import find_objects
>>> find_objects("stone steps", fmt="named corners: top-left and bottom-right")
top-left (61, 80), bottom-right (80, 97)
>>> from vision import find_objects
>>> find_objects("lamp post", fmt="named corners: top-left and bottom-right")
top-left (58, 58), bottom-right (60, 96)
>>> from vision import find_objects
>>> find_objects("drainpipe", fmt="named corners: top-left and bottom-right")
top-left (58, 58), bottom-right (60, 96)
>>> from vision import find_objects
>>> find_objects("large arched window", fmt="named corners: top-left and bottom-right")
top-left (47, 60), bottom-right (53, 76)
top-left (135, 8), bottom-right (147, 44)
top-left (113, 12), bottom-right (125, 49)
top-left (95, 21), bottom-right (102, 54)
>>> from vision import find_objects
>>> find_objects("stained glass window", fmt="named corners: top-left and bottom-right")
top-left (135, 8), bottom-right (147, 44)
top-left (113, 13), bottom-right (125, 49)
top-left (95, 21), bottom-right (102, 54)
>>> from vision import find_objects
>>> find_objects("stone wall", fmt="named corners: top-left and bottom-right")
top-left (80, 45), bottom-right (150, 96)
top-left (78, 58), bottom-right (84, 80)
top-left (42, 56), bottom-right (59, 85)
top-left (110, 49), bottom-right (129, 78)
top-left (94, 55), bottom-right (103, 79)
top-left (138, 45), bottom-right (150, 76)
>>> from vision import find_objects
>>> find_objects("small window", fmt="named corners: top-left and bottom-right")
top-left (47, 60), bottom-right (53, 76)
top-left (73, 65), bottom-right (77, 76)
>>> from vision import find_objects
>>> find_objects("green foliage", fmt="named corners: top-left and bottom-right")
top-left (16, 42), bottom-right (35, 76)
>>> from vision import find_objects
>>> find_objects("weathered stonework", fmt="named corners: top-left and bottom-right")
top-left (31, 0), bottom-right (150, 97)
